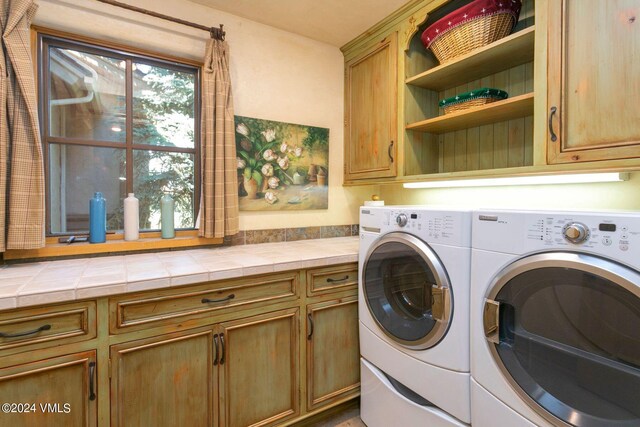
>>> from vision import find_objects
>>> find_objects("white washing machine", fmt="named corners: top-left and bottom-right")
top-left (471, 209), bottom-right (640, 427)
top-left (359, 206), bottom-right (472, 426)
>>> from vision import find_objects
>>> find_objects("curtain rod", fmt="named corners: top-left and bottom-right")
top-left (96, 0), bottom-right (226, 40)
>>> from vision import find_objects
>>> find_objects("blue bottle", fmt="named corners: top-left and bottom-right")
top-left (89, 192), bottom-right (106, 243)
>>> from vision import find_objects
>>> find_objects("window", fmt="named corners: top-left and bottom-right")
top-left (39, 34), bottom-right (200, 235)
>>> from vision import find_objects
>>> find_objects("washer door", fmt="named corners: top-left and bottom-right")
top-left (363, 232), bottom-right (452, 350)
top-left (483, 252), bottom-right (640, 427)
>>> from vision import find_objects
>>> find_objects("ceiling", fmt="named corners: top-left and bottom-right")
top-left (189, 0), bottom-right (411, 47)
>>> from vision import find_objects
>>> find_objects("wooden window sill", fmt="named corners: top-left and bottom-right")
top-left (3, 231), bottom-right (223, 261)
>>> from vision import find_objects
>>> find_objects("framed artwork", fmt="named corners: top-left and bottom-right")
top-left (235, 115), bottom-right (329, 211)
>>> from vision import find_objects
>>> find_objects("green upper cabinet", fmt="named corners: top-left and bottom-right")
top-left (344, 31), bottom-right (398, 181)
top-left (546, 0), bottom-right (640, 164)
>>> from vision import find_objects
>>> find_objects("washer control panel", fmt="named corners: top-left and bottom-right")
top-left (523, 213), bottom-right (638, 255)
top-left (562, 222), bottom-right (590, 244)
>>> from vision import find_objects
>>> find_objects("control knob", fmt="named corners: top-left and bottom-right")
top-left (396, 213), bottom-right (408, 227)
top-left (563, 222), bottom-right (589, 244)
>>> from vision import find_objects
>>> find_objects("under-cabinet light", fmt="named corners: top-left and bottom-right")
top-left (402, 173), bottom-right (629, 189)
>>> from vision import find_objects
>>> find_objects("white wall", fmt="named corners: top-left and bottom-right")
top-left (34, 0), bottom-right (374, 230)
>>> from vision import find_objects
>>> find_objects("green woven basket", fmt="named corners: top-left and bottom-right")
top-left (439, 88), bottom-right (508, 114)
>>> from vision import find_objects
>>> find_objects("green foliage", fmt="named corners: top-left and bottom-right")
top-left (302, 126), bottom-right (329, 149)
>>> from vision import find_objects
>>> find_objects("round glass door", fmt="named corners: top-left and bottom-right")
top-left (363, 232), bottom-right (452, 350)
top-left (483, 252), bottom-right (640, 427)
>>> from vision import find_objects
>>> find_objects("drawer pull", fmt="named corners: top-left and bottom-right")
top-left (219, 333), bottom-right (226, 365)
top-left (0, 323), bottom-right (51, 338)
top-left (89, 362), bottom-right (96, 401)
top-left (201, 294), bottom-right (235, 304)
top-left (307, 313), bottom-right (314, 340)
top-left (213, 334), bottom-right (219, 365)
top-left (549, 106), bottom-right (558, 142)
top-left (326, 275), bottom-right (349, 283)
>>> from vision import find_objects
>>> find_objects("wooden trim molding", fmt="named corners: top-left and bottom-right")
top-left (3, 233), bottom-right (223, 261)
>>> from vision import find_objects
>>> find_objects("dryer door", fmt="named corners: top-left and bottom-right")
top-left (363, 232), bottom-right (452, 350)
top-left (483, 252), bottom-right (640, 427)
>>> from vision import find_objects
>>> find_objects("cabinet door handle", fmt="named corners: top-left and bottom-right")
top-left (202, 294), bottom-right (235, 304)
top-left (326, 275), bottom-right (349, 283)
top-left (388, 140), bottom-right (394, 163)
top-left (213, 334), bottom-right (219, 366)
top-left (0, 323), bottom-right (51, 338)
top-left (548, 106), bottom-right (558, 142)
top-left (307, 313), bottom-right (314, 340)
top-left (219, 333), bottom-right (226, 365)
top-left (89, 362), bottom-right (96, 401)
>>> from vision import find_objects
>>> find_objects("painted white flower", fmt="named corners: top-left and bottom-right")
top-left (261, 163), bottom-right (274, 177)
top-left (267, 177), bottom-right (280, 189)
top-left (277, 156), bottom-right (289, 170)
top-left (264, 191), bottom-right (278, 204)
top-left (261, 129), bottom-right (276, 142)
top-left (280, 142), bottom-right (288, 153)
top-left (294, 147), bottom-right (303, 157)
top-left (236, 123), bottom-right (250, 137)
top-left (237, 158), bottom-right (246, 169)
top-left (263, 149), bottom-right (277, 161)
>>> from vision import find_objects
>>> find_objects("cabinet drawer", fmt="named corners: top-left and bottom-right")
top-left (111, 271), bottom-right (299, 332)
top-left (0, 301), bottom-right (96, 354)
top-left (307, 264), bottom-right (358, 296)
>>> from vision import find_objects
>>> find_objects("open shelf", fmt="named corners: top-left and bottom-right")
top-left (405, 26), bottom-right (535, 91)
top-left (406, 92), bottom-right (534, 134)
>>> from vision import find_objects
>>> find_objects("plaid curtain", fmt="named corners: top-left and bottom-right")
top-left (199, 38), bottom-right (239, 238)
top-left (0, 0), bottom-right (45, 252)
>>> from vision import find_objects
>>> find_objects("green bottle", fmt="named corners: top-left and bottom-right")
top-left (160, 194), bottom-right (175, 239)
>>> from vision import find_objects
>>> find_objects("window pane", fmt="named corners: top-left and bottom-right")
top-left (49, 144), bottom-right (126, 233)
top-left (133, 63), bottom-right (195, 148)
top-left (133, 150), bottom-right (195, 230)
top-left (48, 47), bottom-right (126, 142)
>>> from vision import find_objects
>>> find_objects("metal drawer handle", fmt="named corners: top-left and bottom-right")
top-left (219, 333), bottom-right (226, 365)
top-left (0, 324), bottom-right (51, 338)
top-left (89, 362), bottom-right (96, 401)
top-left (307, 313), bottom-right (314, 340)
top-left (202, 294), bottom-right (235, 304)
top-left (213, 334), bottom-right (219, 366)
top-left (549, 106), bottom-right (558, 142)
top-left (388, 140), bottom-right (394, 163)
top-left (326, 275), bottom-right (349, 283)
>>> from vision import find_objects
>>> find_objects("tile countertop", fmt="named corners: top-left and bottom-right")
top-left (0, 236), bottom-right (359, 310)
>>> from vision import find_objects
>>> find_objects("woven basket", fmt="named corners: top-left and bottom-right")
top-left (443, 97), bottom-right (499, 114)
top-left (430, 13), bottom-right (516, 63)
top-left (440, 88), bottom-right (508, 115)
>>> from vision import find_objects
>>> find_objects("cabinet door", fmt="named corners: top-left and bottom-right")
top-left (110, 329), bottom-right (215, 427)
top-left (547, 0), bottom-right (640, 163)
top-left (0, 351), bottom-right (97, 427)
top-left (306, 296), bottom-right (359, 411)
top-left (345, 32), bottom-right (398, 180)
top-left (218, 308), bottom-right (299, 427)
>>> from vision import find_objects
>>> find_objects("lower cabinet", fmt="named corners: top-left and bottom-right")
top-left (110, 329), bottom-right (215, 427)
top-left (0, 351), bottom-right (97, 427)
top-left (306, 296), bottom-right (360, 411)
top-left (110, 308), bottom-right (299, 427)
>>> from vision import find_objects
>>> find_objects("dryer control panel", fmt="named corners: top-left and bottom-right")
top-left (360, 206), bottom-right (471, 247)
top-left (473, 209), bottom-right (640, 266)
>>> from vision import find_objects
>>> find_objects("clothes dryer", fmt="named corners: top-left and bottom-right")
top-left (359, 206), bottom-right (472, 426)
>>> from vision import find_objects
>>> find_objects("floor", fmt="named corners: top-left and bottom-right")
top-left (309, 406), bottom-right (365, 427)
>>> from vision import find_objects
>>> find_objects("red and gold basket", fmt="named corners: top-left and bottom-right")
top-left (421, 0), bottom-right (521, 64)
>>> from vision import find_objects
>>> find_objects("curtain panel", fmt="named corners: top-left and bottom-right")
top-left (0, 0), bottom-right (45, 252)
top-left (199, 38), bottom-right (239, 238)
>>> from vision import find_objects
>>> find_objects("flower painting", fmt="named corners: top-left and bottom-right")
top-left (234, 115), bottom-right (329, 211)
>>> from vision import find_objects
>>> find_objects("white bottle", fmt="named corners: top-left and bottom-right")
top-left (124, 193), bottom-right (139, 241)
